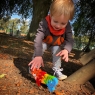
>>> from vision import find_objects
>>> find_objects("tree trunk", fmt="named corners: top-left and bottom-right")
top-left (27, 0), bottom-right (52, 40)
top-left (64, 59), bottom-right (95, 85)
top-left (79, 48), bottom-right (95, 65)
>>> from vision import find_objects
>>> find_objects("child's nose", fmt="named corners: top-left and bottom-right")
top-left (56, 24), bottom-right (60, 28)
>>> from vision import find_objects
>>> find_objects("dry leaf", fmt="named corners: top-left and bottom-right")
top-left (0, 74), bottom-right (6, 78)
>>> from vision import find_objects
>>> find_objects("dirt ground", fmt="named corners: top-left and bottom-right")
top-left (0, 33), bottom-right (95, 95)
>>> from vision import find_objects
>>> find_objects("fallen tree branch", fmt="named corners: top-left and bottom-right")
top-left (64, 59), bottom-right (95, 85)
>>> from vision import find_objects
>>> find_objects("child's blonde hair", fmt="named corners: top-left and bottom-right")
top-left (50, 0), bottom-right (75, 20)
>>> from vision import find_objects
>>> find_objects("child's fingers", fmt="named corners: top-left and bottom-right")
top-left (31, 62), bottom-right (36, 70)
top-left (42, 64), bottom-right (44, 67)
top-left (28, 61), bottom-right (33, 66)
top-left (60, 53), bottom-right (64, 56)
top-left (62, 56), bottom-right (68, 62)
top-left (56, 51), bottom-right (61, 56)
top-left (62, 55), bottom-right (65, 60)
top-left (37, 62), bottom-right (41, 68)
top-left (41, 61), bottom-right (44, 67)
top-left (65, 58), bottom-right (68, 62)
top-left (32, 62), bottom-right (43, 70)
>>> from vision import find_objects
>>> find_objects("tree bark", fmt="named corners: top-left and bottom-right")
top-left (27, 0), bottom-right (52, 40)
top-left (64, 59), bottom-right (95, 85)
top-left (79, 48), bottom-right (95, 65)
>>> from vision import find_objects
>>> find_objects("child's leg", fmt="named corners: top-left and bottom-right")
top-left (51, 46), bottom-right (67, 80)
top-left (51, 46), bottom-right (61, 68)
top-left (42, 42), bottom-right (48, 52)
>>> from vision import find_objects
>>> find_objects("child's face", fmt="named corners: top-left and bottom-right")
top-left (50, 15), bottom-right (69, 30)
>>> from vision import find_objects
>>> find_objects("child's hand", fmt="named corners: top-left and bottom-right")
top-left (28, 56), bottom-right (44, 71)
top-left (56, 49), bottom-right (68, 62)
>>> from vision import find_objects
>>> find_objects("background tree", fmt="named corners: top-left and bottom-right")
top-left (20, 19), bottom-right (29, 35)
top-left (27, 0), bottom-right (52, 40)
top-left (0, 0), bottom-right (52, 39)
top-left (0, 0), bottom-right (32, 18)
top-left (72, 0), bottom-right (95, 51)
top-left (0, 16), bottom-right (11, 32)
top-left (8, 19), bottom-right (20, 36)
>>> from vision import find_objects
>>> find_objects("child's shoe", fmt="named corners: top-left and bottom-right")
top-left (52, 67), bottom-right (67, 80)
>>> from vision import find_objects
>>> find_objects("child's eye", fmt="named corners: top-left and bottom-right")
top-left (54, 21), bottom-right (58, 23)
top-left (61, 23), bottom-right (66, 25)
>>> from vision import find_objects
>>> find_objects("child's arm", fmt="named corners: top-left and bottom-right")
top-left (63, 22), bottom-right (74, 53)
top-left (56, 22), bottom-right (74, 62)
